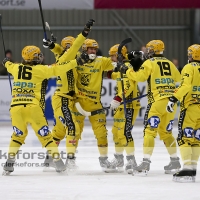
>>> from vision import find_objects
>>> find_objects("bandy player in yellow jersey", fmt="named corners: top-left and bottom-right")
top-left (166, 44), bottom-right (200, 183)
top-left (74, 39), bottom-right (115, 172)
top-left (2, 45), bottom-right (89, 175)
top-left (105, 44), bottom-right (141, 173)
top-left (120, 40), bottom-right (181, 175)
top-left (42, 20), bottom-right (94, 170)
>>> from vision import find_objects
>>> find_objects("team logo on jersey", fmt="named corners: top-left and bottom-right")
top-left (194, 129), bottom-right (200, 140)
top-left (81, 73), bottom-right (91, 86)
top-left (166, 120), bottom-right (174, 131)
top-left (13, 126), bottom-right (23, 136)
top-left (183, 127), bottom-right (193, 138)
top-left (13, 81), bottom-right (35, 88)
top-left (38, 126), bottom-right (49, 137)
top-left (148, 116), bottom-right (160, 128)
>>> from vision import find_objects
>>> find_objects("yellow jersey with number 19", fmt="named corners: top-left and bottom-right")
top-left (126, 56), bottom-right (181, 104)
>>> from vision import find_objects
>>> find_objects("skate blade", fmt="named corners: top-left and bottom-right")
top-left (2, 170), bottom-right (11, 176)
top-left (102, 167), bottom-right (118, 173)
top-left (56, 169), bottom-right (68, 174)
top-left (173, 176), bottom-right (195, 183)
top-left (126, 169), bottom-right (133, 174)
top-left (66, 166), bottom-right (78, 175)
top-left (43, 166), bottom-right (56, 172)
top-left (165, 168), bottom-right (180, 174)
top-left (132, 169), bottom-right (148, 176)
top-left (117, 167), bottom-right (124, 173)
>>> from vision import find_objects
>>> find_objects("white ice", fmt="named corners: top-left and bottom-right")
top-left (0, 122), bottom-right (199, 200)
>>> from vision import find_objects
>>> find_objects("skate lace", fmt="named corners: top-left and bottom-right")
top-left (111, 158), bottom-right (119, 166)
top-left (126, 159), bottom-right (134, 166)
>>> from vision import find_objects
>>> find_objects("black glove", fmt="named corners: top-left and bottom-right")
top-left (43, 38), bottom-right (55, 49)
top-left (50, 35), bottom-right (57, 43)
top-left (130, 57), bottom-right (144, 72)
top-left (166, 96), bottom-right (178, 113)
top-left (2, 57), bottom-right (10, 66)
top-left (76, 52), bottom-right (89, 65)
top-left (120, 64), bottom-right (128, 74)
top-left (114, 66), bottom-right (119, 72)
top-left (128, 50), bottom-right (144, 60)
top-left (82, 19), bottom-right (95, 37)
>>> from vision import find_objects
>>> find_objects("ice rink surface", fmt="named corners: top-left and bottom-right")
top-left (0, 121), bottom-right (199, 200)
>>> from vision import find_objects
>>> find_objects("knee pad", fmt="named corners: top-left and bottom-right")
top-left (148, 116), bottom-right (160, 128)
top-left (166, 120), bottom-right (174, 132)
top-left (13, 126), bottom-right (23, 136)
top-left (194, 129), bottom-right (200, 140)
top-left (37, 126), bottom-right (50, 137)
top-left (183, 127), bottom-right (194, 138)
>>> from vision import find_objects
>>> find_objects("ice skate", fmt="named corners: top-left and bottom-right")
top-left (173, 169), bottom-right (195, 183)
top-left (99, 156), bottom-right (116, 173)
top-left (110, 154), bottom-right (124, 172)
top-left (125, 155), bottom-right (137, 174)
top-left (2, 159), bottom-right (15, 176)
top-left (164, 157), bottom-right (181, 174)
top-left (53, 158), bottom-right (66, 173)
top-left (43, 154), bottom-right (56, 172)
top-left (133, 158), bottom-right (151, 176)
top-left (65, 153), bottom-right (78, 174)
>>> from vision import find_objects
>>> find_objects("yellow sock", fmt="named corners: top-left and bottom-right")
top-left (97, 137), bottom-right (108, 156)
top-left (45, 141), bottom-right (60, 160)
top-left (143, 135), bottom-right (155, 156)
top-left (163, 135), bottom-right (177, 156)
top-left (66, 135), bottom-right (77, 154)
top-left (8, 140), bottom-right (21, 158)
top-left (124, 141), bottom-right (134, 155)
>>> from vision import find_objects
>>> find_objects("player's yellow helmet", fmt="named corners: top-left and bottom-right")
top-left (82, 39), bottom-right (99, 51)
top-left (188, 44), bottom-right (200, 61)
top-left (61, 36), bottom-right (75, 49)
top-left (22, 46), bottom-right (43, 63)
top-left (146, 40), bottom-right (165, 55)
top-left (109, 44), bottom-right (127, 58)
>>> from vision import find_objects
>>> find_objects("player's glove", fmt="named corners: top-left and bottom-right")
top-left (120, 63), bottom-right (129, 74)
top-left (2, 57), bottom-right (10, 66)
top-left (110, 96), bottom-right (122, 110)
top-left (50, 35), bottom-right (57, 43)
top-left (82, 19), bottom-right (95, 37)
top-left (43, 38), bottom-right (55, 49)
top-left (166, 96), bottom-right (178, 113)
top-left (76, 52), bottom-right (89, 65)
top-left (128, 51), bottom-right (144, 60)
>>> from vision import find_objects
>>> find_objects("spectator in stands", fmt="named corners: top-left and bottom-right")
top-left (172, 58), bottom-right (182, 73)
top-left (0, 49), bottom-right (13, 75)
top-left (140, 45), bottom-right (146, 53)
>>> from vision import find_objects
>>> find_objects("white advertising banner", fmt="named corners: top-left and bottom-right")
top-left (101, 79), bottom-right (147, 121)
top-left (0, 78), bottom-right (180, 121)
top-left (0, 78), bottom-right (12, 121)
top-left (0, 0), bottom-right (94, 10)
